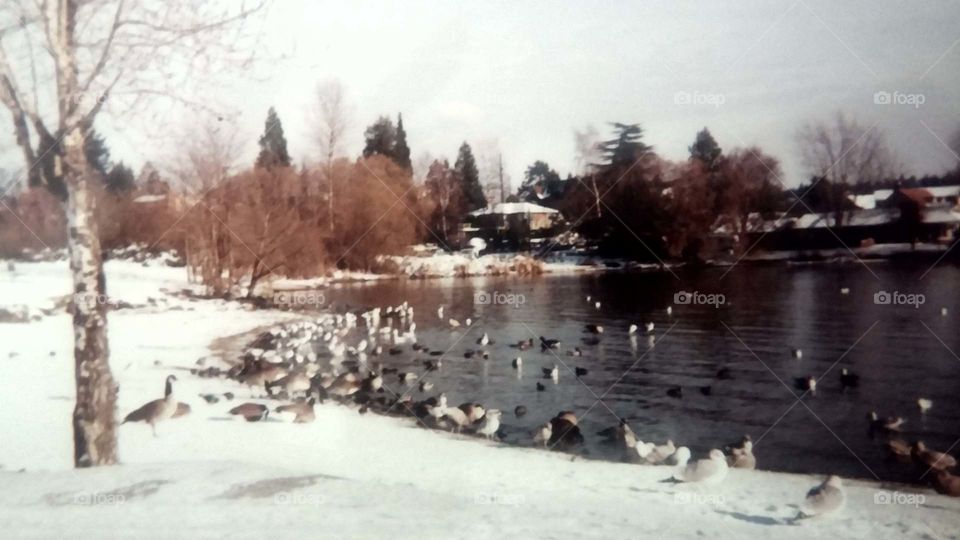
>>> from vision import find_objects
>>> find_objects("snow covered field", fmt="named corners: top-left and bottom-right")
top-left (1, 260), bottom-right (957, 539)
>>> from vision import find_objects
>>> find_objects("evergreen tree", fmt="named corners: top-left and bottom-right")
top-left (393, 113), bottom-right (411, 170)
top-left (600, 123), bottom-right (652, 168)
top-left (104, 162), bottom-right (135, 193)
top-left (519, 160), bottom-right (562, 202)
top-left (255, 107), bottom-right (291, 170)
top-left (689, 127), bottom-right (722, 171)
top-left (84, 129), bottom-right (111, 179)
top-left (454, 142), bottom-right (485, 211)
top-left (362, 116), bottom-right (396, 159)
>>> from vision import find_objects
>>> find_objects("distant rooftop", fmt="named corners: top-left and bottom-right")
top-left (468, 202), bottom-right (560, 216)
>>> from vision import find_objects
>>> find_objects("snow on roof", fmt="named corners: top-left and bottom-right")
top-left (792, 208), bottom-right (897, 229)
top-left (923, 208), bottom-right (960, 224)
top-left (926, 185), bottom-right (960, 198)
top-left (469, 202), bottom-right (560, 216)
top-left (850, 194), bottom-right (876, 209)
top-left (133, 194), bottom-right (166, 204)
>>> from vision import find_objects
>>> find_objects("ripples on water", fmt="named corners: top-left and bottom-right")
top-left (314, 262), bottom-right (960, 483)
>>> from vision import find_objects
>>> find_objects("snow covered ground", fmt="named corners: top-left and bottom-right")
top-left (1, 259), bottom-right (957, 539)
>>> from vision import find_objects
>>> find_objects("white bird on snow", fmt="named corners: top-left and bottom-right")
top-left (797, 475), bottom-right (845, 520)
top-left (674, 449), bottom-right (728, 484)
top-left (475, 409), bottom-right (502, 440)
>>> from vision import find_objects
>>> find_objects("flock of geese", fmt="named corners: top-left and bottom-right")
top-left (122, 294), bottom-right (960, 510)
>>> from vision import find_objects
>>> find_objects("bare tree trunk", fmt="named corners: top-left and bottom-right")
top-left (64, 126), bottom-right (117, 467)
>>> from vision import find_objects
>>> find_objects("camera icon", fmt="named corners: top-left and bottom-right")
top-left (874, 491), bottom-right (892, 505)
top-left (873, 91), bottom-right (891, 105)
top-left (474, 291), bottom-right (491, 305)
top-left (674, 291), bottom-right (691, 305)
top-left (873, 291), bottom-right (891, 305)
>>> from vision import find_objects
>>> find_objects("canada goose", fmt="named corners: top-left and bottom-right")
top-left (839, 368), bottom-right (859, 391)
top-left (913, 441), bottom-right (958, 470)
top-left (532, 422), bottom-right (552, 447)
top-left (229, 402), bottom-right (269, 422)
top-left (933, 470), bottom-right (960, 497)
top-left (536, 382), bottom-right (546, 391)
top-left (514, 405), bottom-right (527, 417)
top-left (516, 338), bottom-right (534, 350)
top-left (676, 449), bottom-right (728, 484)
top-left (542, 365), bottom-right (559, 382)
top-left (868, 411), bottom-right (905, 433)
top-left (459, 402), bottom-right (486, 423)
top-left (727, 438), bottom-right (756, 469)
top-left (574, 367), bottom-right (588, 377)
top-left (794, 376), bottom-right (817, 394)
top-left (886, 439), bottom-right (913, 463)
top-left (122, 375), bottom-right (179, 436)
top-left (266, 372), bottom-right (312, 397)
top-left (716, 367), bottom-right (732, 380)
top-left (917, 398), bottom-right (933, 413)
top-left (548, 412), bottom-right (584, 450)
top-left (512, 356), bottom-right (522, 368)
top-left (645, 439), bottom-right (676, 465)
top-left (388, 347), bottom-right (403, 355)
top-left (540, 336), bottom-right (561, 349)
top-left (275, 397), bottom-right (316, 423)
top-left (796, 476), bottom-right (845, 520)
top-left (666, 386), bottom-right (682, 399)
top-left (584, 324), bottom-right (604, 334)
top-left (597, 418), bottom-right (636, 449)
top-left (475, 409), bottom-right (502, 440)
top-left (463, 350), bottom-right (476, 359)
top-left (240, 364), bottom-right (288, 394)
top-left (327, 375), bottom-right (362, 398)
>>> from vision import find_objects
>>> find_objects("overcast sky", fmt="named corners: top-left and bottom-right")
top-left (3, 0), bottom-right (959, 190)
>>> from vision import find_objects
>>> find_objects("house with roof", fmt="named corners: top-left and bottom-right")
top-left (461, 202), bottom-right (563, 251)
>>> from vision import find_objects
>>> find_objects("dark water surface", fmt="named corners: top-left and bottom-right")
top-left (318, 262), bottom-right (960, 483)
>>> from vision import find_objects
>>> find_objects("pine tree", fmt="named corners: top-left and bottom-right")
top-left (255, 107), bottom-right (292, 170)
top-left (84, 129), bottom-right (111, 180)
top-left (689, 127), bottom-right (722, 171)
top-left (393, 113), bottom-right (411, 171)
top-left (362, 116), bottom-right (396, 159)
top-left (600, 123), bottom-right (652, 168)
top-left (104, 162), bottom-right (135, 193)
top-left (455, 142), bottom-right (485, 211)
top-left (519, 160), bottom-right (562, 202)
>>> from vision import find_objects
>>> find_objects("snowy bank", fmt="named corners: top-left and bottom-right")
top-left (0, 260), bottom-right (957, 539)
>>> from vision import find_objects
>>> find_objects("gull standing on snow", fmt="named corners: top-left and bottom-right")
top-left (674, 449), bottom-right (728, 484)
top-left (797, 475), bottom-right (845, 519)
top-left (475, 409), bottom-right (502, 440)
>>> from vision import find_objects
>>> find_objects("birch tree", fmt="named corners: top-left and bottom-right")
top-left (310, 79), bottom-right (349, 233)
top-left (0, 0), bottom-right (266, 467)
